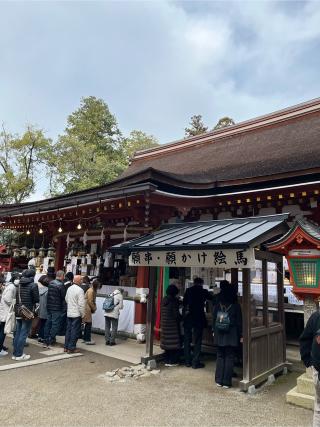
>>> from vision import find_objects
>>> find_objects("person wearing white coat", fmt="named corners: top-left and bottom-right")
top-left (0, 279), bottom-right (16, 356)
top-left (64, 275), bottom-right (85, 353)
top-left (104, 289), bottom-right (123, 345)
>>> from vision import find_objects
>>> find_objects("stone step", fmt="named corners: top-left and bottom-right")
top-left (297, 373), bottom-right (315, 396)
top-left (286, 386), bottom-right (314, 411)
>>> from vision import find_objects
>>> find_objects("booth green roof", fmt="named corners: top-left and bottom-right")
top-left (112, 214), bottom-right (288, 253)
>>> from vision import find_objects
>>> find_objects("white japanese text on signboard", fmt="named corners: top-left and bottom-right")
top-left (129, 248), bottom-right (255, 269)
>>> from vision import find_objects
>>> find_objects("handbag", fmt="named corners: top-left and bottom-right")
top-left (4, 299), bottom-right (16, 334)
top-left (17, 284), bottom-right (35, 321)
top-left (34, 303), bottom-right (40, 317)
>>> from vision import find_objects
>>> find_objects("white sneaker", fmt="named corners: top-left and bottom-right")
top-left (15, 354), bottom-right (31, 361)
top-left (223, 385), bottom-right (230, 389)
top-left (0, 350), bottom-right (8, 357)
top-left (165, 363), bottom-right (179, 367)
top-left (11, 356), bottom-right (16, 360)
top-left (84, 341), bottom-right (96, 345)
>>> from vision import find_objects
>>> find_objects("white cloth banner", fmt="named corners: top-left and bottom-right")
top-left (92, 297), bottom-right (135, 334)
top-left (129, 248), bottom-right (255, 269)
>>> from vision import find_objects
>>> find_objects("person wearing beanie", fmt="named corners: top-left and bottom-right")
top-left (160, 284), bottom-right (182, 367)
top-left (12, 269), bottom-right (39, 361)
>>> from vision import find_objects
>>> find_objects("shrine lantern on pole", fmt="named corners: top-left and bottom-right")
top-left (268, 219), bottom-right (320, 300)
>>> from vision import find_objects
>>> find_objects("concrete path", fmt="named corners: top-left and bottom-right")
top-left (54, 333), bottom-right (163, 364)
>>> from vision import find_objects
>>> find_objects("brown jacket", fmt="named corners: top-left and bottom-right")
top-left (82, 287), bottom-right (97, 323)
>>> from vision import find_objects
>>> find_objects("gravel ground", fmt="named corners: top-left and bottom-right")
top-left (0, 342), bottom-right (313, 427)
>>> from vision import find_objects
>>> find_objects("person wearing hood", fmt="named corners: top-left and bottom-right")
top-left (104, 288), bottom-right (124, 346)
top-left (160, 284), bottom-right (182, 367)
top-left (44, 270), bottom-right (65, 347)
top-left (13, 269), bottom-right (39, 361)
top-left (37, 275), bottom-right (50, 343)
top-left (0, 274), bottom-right (17, 357)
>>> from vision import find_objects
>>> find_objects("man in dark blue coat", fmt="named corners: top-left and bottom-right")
top-left (183, 277), bottom-right (213, 368)
top-left (44, 270), bottom-right (65, 347)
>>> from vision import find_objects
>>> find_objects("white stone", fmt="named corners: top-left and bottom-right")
top-left (147, 359), bottom-right (157, 370)
top-left (266, 374), bottom-right (275, 385)
top-left (105, 371), bottom-right (116, 377)
top-left (248, 385), bottom-right (256, 395)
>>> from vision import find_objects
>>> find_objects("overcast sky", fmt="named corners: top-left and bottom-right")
top-left (1, 1), bottom-right (320, 198)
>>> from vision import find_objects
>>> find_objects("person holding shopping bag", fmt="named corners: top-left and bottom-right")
top-left (0, 275), bottom-right (17, 356)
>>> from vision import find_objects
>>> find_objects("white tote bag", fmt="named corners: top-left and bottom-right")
top-left (4, 299), bottom-right (16, 335)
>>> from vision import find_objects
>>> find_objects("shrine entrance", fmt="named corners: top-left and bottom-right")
top-left (112, 214), bottom-right (289, 391)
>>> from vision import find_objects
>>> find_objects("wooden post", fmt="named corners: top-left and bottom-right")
top-left (277, 259), bottom-right (286, 363)
top-left (242, 268), bottom-right (251, 382)
top-left (262, 259), bottom-right (268, 328)
top-left (231, 268), bottom-right (238, 288)
top-left (145, 266), bottom-right (157, 358)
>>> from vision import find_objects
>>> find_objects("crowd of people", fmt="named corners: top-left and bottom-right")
top-left (0, 268), bottom-right (242, 388)
top-left (0, 267), bottom-right (124, 361)
top-left (160, 277), bottom-right (242, 389)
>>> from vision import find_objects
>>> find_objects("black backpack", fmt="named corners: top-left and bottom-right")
top-left (215, 304), bottom-right (232, 333)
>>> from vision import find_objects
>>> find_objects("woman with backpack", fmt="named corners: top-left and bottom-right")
top-left (104, 288), bottom-right (123, 346)
top-left (212, 280), bottom-right (242, 388)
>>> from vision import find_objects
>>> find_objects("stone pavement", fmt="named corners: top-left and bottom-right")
top-left (55, 332), bottom-right (163, 364)
top-left (0, 335), bottom-right (82, 371)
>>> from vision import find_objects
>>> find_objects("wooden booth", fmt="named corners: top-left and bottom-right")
top-left (112, 214), bottom-right (289, 391)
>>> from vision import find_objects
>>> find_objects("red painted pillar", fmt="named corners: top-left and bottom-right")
top-left (134, 266), bottom-right (149, 341)
top-left (54, 236), bottom-right (66, 271)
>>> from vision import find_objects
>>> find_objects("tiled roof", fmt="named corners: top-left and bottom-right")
top-left (112, 214), bottom-right (288, 252)
top-left (121, 101), bottom-right (320, 186)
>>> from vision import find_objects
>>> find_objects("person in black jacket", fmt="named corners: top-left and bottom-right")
top-left (299, 310), bottom-right (320, 427)
top-left (160, 284), bottom-right (182, 367)
top-left (183, 277), bottom-right (213, 368)
top-left (13, 269), bottom-right (39, 361)
top-left (44, 270), bottom-right (65, 347)
top-left (212, 280), bottom-right (242, 388)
